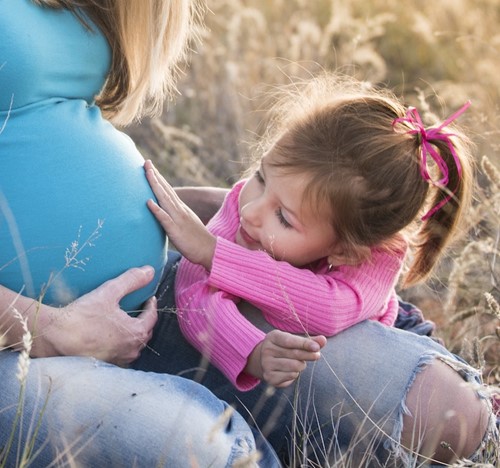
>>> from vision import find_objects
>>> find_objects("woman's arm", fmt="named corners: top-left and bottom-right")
top-left (0, 267), bottom-right (158, 366)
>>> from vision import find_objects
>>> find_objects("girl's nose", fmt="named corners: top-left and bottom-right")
top-left (240, 200), bottom-right (262, 227)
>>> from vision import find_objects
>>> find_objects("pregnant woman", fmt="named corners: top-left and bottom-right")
top-left (0, 1), bottom-right (276, 466)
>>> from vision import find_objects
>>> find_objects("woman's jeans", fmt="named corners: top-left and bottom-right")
top-left (0, 351), bottom-right (277, 467)
top-left (0, 250), bottom-right (491, 467)
top-left (131, 251), bottom-right (490, 467)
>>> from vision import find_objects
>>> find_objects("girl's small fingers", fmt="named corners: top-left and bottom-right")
top-left (149, 164), bottom-right (177, 195)
top-left (145, 170), bottom-right (164, 198)
top-left (300, 349), bottom-right (321, 362)
top-left (269, 371), bottom-right (301, 388)
top-left (147, 199), bottom-right (173, 225)
top-left (147, 199), bottom-right (163, 214)
top-left (290, 360), bottom-right (307, 373)
top-left (269, 345), bottom-right (320, 362)
top-left (156, 181), bottom-right (181, 209)
top-left (268, 330), bottom-right (320, 352)
top-left (145, 163), bottom-right (186, 211)
top-left (145, 162), bottom-right (171, 195)
top-left (275, 380), bottom-right (296, 389)
top-left (147, 172), bottom-right (175, 207)
top-left (269, 358), bottom-right (306, 374)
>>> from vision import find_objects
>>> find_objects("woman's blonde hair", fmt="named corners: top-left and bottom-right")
top-left (258, 73), bottom-right (475, 287)
top-left (33, 0), bottom-right (203, 125)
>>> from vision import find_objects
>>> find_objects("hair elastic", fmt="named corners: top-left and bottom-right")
top-left (393, 101), bottom-right (471, 220)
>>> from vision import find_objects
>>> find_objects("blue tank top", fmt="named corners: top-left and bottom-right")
top-left (0, 0), bottom-right (168, 311)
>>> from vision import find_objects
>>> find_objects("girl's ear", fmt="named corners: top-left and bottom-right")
top-left (327, 244), bottom-right (370, 267)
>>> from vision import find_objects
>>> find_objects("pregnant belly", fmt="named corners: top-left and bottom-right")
top-left (0, 100), bottom-right (168, 312)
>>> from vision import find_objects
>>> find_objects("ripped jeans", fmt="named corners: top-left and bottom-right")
top-left (133, 251), bottom-right (499, 467)
top-left (0, 352), bottom-right (277, 467)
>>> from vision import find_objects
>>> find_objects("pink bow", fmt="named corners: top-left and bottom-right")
top-left (393, 101), bottom-right (471, 220)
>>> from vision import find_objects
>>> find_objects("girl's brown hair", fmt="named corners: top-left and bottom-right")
top-left (259, 74), bottom-right (475, 287)
top-left (32, 0), bottom-right (203, 126)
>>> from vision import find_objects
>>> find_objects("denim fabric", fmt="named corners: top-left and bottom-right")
top-left (132, 251), bottom-right (488, 467)
top-left (395, 296), bottom-right (437, 338)
top-left (0, 351), bottom-right (271, 467)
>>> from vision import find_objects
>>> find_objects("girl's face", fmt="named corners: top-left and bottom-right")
top-left (236, 152), bottom-right (341, 267)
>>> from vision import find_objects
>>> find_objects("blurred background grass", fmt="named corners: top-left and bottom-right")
top-left (127, 0), bottom-right (500, 387)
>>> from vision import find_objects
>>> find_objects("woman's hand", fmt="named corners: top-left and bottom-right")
top-left (32, 266), bottom-right (158, 366)
top-left (145, 160), bottom-right (216, 270)
top-left (245, 330), bottom-right (327, 388)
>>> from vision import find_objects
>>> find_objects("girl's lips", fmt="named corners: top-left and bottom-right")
top-left (238, 226), bottom-right (258, 246)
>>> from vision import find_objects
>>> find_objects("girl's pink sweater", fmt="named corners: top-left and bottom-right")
top-left (175, 181), bottom-right (404, 390)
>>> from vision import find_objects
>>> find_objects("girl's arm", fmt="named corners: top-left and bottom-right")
top-left (208, 239), bottom-right (403, 336)
top-left (0, 267), bottom-right (158, 366)
top-left (176, 260), bottom-right (323, 390)
top-left (148, 165), bottom-right (324, 387)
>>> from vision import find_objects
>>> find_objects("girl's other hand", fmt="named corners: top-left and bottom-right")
top-left (245, 329), bottom-right (327, 388)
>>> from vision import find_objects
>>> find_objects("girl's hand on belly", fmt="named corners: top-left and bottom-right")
top-left (145, 160), bottom-right (217, 271)
top-left (41, 266), bottom-right (158, 366)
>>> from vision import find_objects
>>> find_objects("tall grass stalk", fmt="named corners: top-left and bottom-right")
top-left (0, 306), bottom-right (50, 468)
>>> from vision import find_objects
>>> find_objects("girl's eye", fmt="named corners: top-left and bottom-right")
top-left (254, 170), bottom-right (264, 184)
top-left (276, 208), bottom-right (292, 228)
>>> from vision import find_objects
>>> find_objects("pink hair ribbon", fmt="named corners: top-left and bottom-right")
top-left (393, 101), bottom-right (471, 220)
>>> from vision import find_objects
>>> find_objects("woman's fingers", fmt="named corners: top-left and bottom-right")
top-left (69, 266), bottom-right (157, 364)
top-left (136, 295), bottom-right (159, 343)
top-left (94, 266), bottom-right (156, 303)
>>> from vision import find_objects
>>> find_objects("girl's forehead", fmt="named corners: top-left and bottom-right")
top-left (265, 162), bottom-right (333, 223)
top-left (260, 147), bottom-right (291, 171)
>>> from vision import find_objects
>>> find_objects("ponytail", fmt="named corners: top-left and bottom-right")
top-left (396, 104), bottom-right (475, 286)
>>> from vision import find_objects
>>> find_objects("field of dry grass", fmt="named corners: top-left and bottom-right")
top-left (128, 0), bottom-right (500, 388)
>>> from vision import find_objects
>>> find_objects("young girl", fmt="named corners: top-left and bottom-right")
top-left (145, 73), bottom-right (475, 392)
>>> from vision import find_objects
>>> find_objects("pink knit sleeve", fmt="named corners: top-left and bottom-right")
top-left (208, 239), bottom-right (403, 335)
top-left (175, 259), bottom-right (266, 391)
top-left (378, 291), bottom-right (399, 326)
